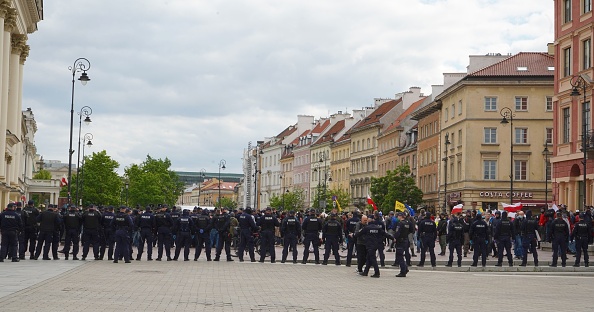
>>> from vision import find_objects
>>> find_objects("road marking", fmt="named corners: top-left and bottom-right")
top-left (473, 273), bottom-right (594, 279)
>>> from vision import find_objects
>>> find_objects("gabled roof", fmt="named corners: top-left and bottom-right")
top-left (353, 99), bottom-right (400, 130)
top-left (467, 52), bottom-right (554, 77)
top-left (383, 97), bottom-right (426, 133)
top-left (312, 119), bottom-right (331, 133)
top-left (312, 120), bottom-right (345, 146)
top-left (276, 124), bottom-right (297, 138)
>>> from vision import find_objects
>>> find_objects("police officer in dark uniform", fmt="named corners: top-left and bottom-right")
top-left (0, 203), bottom-right (23, 262)
top-left (237, 207), bottom-right (258, 262)
top-left (63, 205), bottom-right (82, 260)
top-left (81, 205), bottom-right (102, 260)
top-left (354, 217), bottom-right (393, 277)
top-left (169, 205), bottom-right (180, 247)
top-left (155, 205), bottom-right (173, 261)
top-left (322, 213), bottom-right (343, 265)
top-left (20, 200), bottom-right (39, 259)
top-left (494, 211), bottom-right (514, 267)
top-left (35, 205), bottom-right (62, 260)
top-left (113, 206), bottom-right (134, 263)
top-left (257, 207), bottom-right (280, 263)
top-left (214, 207), bottom-right (234, 262)
top-left (194, 208), bottom-right (212, 261)
top-left (344, 211), bottom-right (360, 267)
top-left (520, 210), bottom-right (539, 267)
top-left (393, 212), bottom-right (410, 277)
top-left (301, 209), bottom-right (322, 264)
top-left (549, 212), bottom-right (570, 267)
top-left (571, 212), bottom-right (593, 267)
top-left (136, 207), bottom-right (155, 261)
top-left (99, 206), bottom-right (115, 260)
top-left (417, 212), bottom-right (437, 267)
top-left (446, 215), bottom-right (464, 267)
top-left (280, 210), bottom-right (300, 263)
top-left (173, 209), bottom-right (194, 261)
top-left (14, 202), bottom-right (24, 260)
top-left (469, 213), bottom-right (489, 267)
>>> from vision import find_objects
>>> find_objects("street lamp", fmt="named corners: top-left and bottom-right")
top-left (79, 133), bottom-right (93, 206)
top-left (253, 141), bottom-right (264, 209)
top-left (67, 58), bottom-right (91, 204)
top-left (571, 74), bottom-right (592, 211)
top-left (198, 168), bottom-right (206, 206)
top-left (313, 162), bottom-right (322, 208)
top-left (543, 144), bottom-right (550, 209)
top-left (75, 106), bottom-right (92, 206)
top-left (218, 159), bottom-right (226, 208)
top-left (500, 107), bottom-right (515, 205)
top-left (125, 181), bottom-right (129, 206)
top-left (443, 133), bottom-right (451, 213)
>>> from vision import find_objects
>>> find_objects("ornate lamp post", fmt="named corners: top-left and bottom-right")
top-left (75, 106), bottom-right (92, 205)
top-left (218, 160), bottom-right (226, 208)
top-left (543, 144), bottom-right (550, 209)
top-left (571, 74), bottom-right (592, 210)
top-left (78, 133), bottom-right (93, 206)
top-left (443, 133), bottom-right (450, 213)
top-left (500, 107), bottom-right (515, 205)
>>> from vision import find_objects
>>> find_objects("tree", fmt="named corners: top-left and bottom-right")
top-left (269, 187), bottom-right (306, 212)
top-left (216, 197), bottom-right (237, 210)
top-left (326, 187), bottom-right (351, 212)
top-left (124, 155), bottom-right (184, 208)
top-left (370, 165), bottom-right (423, 215)
top-left (33, 169), bottom-right (51, 180)
top-left (66, 150), bottom-right (122, 207)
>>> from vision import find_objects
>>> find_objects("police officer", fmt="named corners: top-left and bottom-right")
top-left (113, 206), bottom-right (134, 263)
top-left (520, 210), bottom-right (539, 267)
top-left (301, 209), bottom-right (323, 264)
top-left (136, 207), bottom-right (156, 261)
top-left (393, 212), bottom-right (410, 277)
top-left (34, 205), bottom-right (62, 260)
top-left (169, 205), bottom-right (180, 247)
top-left (0, 203), bottom-right (23, 262)
top-left (469, 213), bottom-right (489, 267)
top-left (352, 215), bottom-right (368, 273)
top-left (354, 216), bottom-right (393, 277)
top-left (173, 210), bottom-right (194, 261)
top-left (155, 205), bottom-right (173, 261)
top-left (258, 207), bottom-right (280, 263)
top-left (99, 206), bottom-right (115, 260)
top-left (194, 208), bottom-right (212, 261)
top-left (214, 207), bottom-right (234, 262)
top-left (280, 210), bottom-right (300, 263)
top-left (417, 212), bottom-right (437, 267)
top-left (63, 205), bottom-right (82, 260)
top-left (20, 200), bottom-right (39, 259)
top-left (81, 205), bottom-right (102, 261)
top-left (549, 212), bottom-right (569, 267)
top-left (494, 211), bottom-right (514, 267)
top-left (445, 215), bottom-right (464, 267)
top-left (322, 213), bottom-right (343, 266)
top-left (237, 207), bottom-right (258, 262)
top-left (344, 211), bottom-right (360, 267)
top-left (571, 212), bottom-right (592, 267)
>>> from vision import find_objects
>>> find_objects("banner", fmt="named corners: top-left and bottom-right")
top-left (501, 202), bottom-right (523, 212)
top-left (395, 200), bottom-right (406, 212)
top-left (367, 195), bottom-right (378, 211)
top-left (451, 203), bottom-right (464, 214)
top-left (404, 203), bottom-right (415, 217)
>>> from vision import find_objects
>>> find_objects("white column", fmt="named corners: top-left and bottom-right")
top-left (8, 35), bottom-right (24, 187)
top-left (0, 2), bottom-right (11, 182)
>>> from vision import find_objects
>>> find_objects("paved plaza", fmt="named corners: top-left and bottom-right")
top-left (0, 246), bottom-right (593, 311)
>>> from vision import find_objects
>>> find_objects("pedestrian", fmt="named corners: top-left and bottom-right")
top-left (322, 213), bottom-right (342, 266)
top-left (436, 214), bottom-right (448, 256)
top-left (155, 205), bottom-right (173, 261)
top-left (352, 214), bottom-right (368, 273)
top-left (0, 203), bottom-right (23, 262)
top-left (445, 215), bottom-right (463, 267)
top-left (354, 217), bottom-right (393, 277)
top-left (194, 208), bottom-right (212, 261)
top-left (469, 213), bottom-right (489, 267)
top-left (417, 212), bottom-right (437, 267)
top-left (301, 209), bottom-right (322, 264)
top-left (549, 211), bottom-right (569, 267)
top-left (520, 210), bottom-right (539, 267)
top-left (461, 212), bottom-right (471, 257)
top-left (344, 211), bottom-right (360, 267)
top-left (280, 210), bottom-right (300, 263)
top-left (257, 207), bottom-right (280, 263)
top-left (213, 207), bottom-right (234, 261)
top-left (99, 206), bottom-right (115, 260)
top-left (135, 207), bottom-right (156, 261)
top-left (494, 211), bottom-right (514, 267)
top-left (393, 212), bottom-right (410, 277)
top-left (513, 211), bottom-right (525, 260)
top-left (113, 206), bottom-right (134, 263)
top-left (62, 205), bottom-right (82, 260)
top-left (237, 207), bottom-right (258, 262)
top-left (173, 209), bottom-right (194, 261)
top-left (571, 212), bottom-right (592, 267)
top-left (34, 205), bottom-right (62, 260)
top-left (20, 200), bottom-right (39, 260)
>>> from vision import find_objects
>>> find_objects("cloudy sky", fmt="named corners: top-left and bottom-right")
top-left (23, 0), bottom-right (553, 175)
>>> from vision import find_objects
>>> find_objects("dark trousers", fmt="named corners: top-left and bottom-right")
top-left (82, 229), bottom-right (100, 259)
top-left (497, 236), bottom-right (513, 265)
top-left (551, 235), bottom-right (568, 266)
top-left (346, 237), bottom-right (356, 266)
top-left (114, 229), bottom-right (130, 262)
top-left (174, 232), bottom-right (192, 260)
top-left (157, 229), bottom-right (172, 259)
top-left (420, 236), bottom-right (436, 266)
top-left (216, 231), bottom-right (232, 259)
top-left (20, 227), bottom-right (37, 258)
top-left (64, 229), bottom-right (80, 258)
top-left (395, 243), bottom-right (408, 275)
top-left (364, 246), bottom-right (379, 275)
top-left (521, 235), bottom-right (538, 266)
top-left (323, 236), bottom-right (340, 264)
top-left (137, 228), bottom-right (153, 260)
top-left (302, 232), bottom-right (320, 263)
top-left (1, 230), bottom-right (18, 261)
top-left (356, 244), bottom-right (367, 272)
top-left (52, 231), bottom-right (60, 258)
top-left (282, 233), bottom-right (298, 262)
top-left (574, 238), bottom-right (590, 266)
top-left (472, 239), bottom-right (487, 266)
top-left (237, 229), bottom-right (255, 261)
top-left (34, 231), bottom-right (53, 259)
top-left (448, 240), bottom-right (462, 266)
top-left (195, 232), bottom-right (211, 260)
top-left (259, 230), bottom-right (276, 262)
top-left (100, 229), bottom-right (115, 260)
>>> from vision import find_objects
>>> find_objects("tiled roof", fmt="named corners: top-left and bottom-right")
top-left (467, 52), bottom-right (554, 77)
top-left (353, 99), bottom-right (400, 130)
top-left (383, 97), bottom-right (426, 133)
top-left (313, 120), bottom-right (345, 146)
top-left (312, 119), bottom-right (331, 133)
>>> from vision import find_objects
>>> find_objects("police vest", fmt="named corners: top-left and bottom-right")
top-left (155, 213), bottom-right (171, 228)
top-left (347, 218), bottom-right (359, 232)
top-left (553, 220), bottom-right (568, 235)
top-left (499, 220), bottom-right (511, 236)
top-left (215, 214), bottom-right (228, 231)
top-left (284, 217), bottom-right (298, 234)
top-left (306, 218), bottom-right (319, 232)
top-left (24, 208), bottom-right (38, 227)
top-left (421, 220), bottom-right (435, 233)
top-left (260, 215), bottom-right (276, 231)
top-left (576, 222), bottom-right (589, 238)
top-left (102, 213), bottom-right (115, 229)
top-left (452, 222), bottom-right (464, 240)
top-left (83, 212), bottom-right (100, 229)
top-left (196, 215), bottom-right (209, 229)
top-left (325, 220), bottom-right (340, 235)
top-left (139, 214), bottom-right (154, 228)
top-left (115, 214), bottom-right (129, 229)
top-left (400, 220), bottom-right (411, 238)
top-left (178, 216), bottom-right (191, 232)
top-left (524, 219), bottom-right (538, 235)
top-left (64, 212), bottom-right (81, 229)
top-left (472, 221), bottom-right (487, 239)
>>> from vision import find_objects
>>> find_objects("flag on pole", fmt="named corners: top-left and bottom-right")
top-left (404, 203), bottom-right (415, 217)
top-left (501, 202), bottom-right (523, 212)
top-left (395, 200), bottom-right (406, 212)
top-left (367, 194), bottom-right (378, 211)
top-left (333, 196), bottom-right (342, 212)
top-left (60, 174), bottom-right (69, 187)
top-left (451, 203), bottom-right (464, 214)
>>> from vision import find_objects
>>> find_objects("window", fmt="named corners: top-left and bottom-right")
top-left (458, 129), bottom-right (462, 146)
top-left (585, 0), bottom-right (592, 13)
top-left (565, 0), bottom-right (572, 23)
top-left (485, 97), bottom-right (497, 111)
top-left (484, 160), bottom-right (496, 180)
top-left (484, 128), bottom-right (497, 144)
top-left (451, 104), bottom-right (455, 118)
top-left (445, 108), bottom-right (449, 121)
top-left (515, 128), bottom-right (528, 144)
top-left (563, 107), bottom-right (571, 143)
top-left (514, 160), bottom-right (527, 181)
top-left (546, 128), bottom-right (553, 145)
top-left (584, 39), bottom-right (591, 70)
top-left (564, 47), bottom-right (572, 77)
top-left (515, 97), bottom-right (528, 111)
top-left (546, 96), bottom-right (553, 112)
top-left (458, 100), bottom-right (462, 115)
top-left (584, 102), bottom-right (591, 136)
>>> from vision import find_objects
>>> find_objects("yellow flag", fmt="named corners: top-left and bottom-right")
top-left (395, 201), bottom-right (405, 212)
top-left (335, 199), bottom-right (342, 212)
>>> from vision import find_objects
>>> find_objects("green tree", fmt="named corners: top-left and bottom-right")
top-left (370, 165), bottom-right (423, 215)
top-left (124, 155), bottom-right (184, 208)
top-left (32, 169), bottom-right (52, 180)
top-left (269, 187), bottom-right (306, 212)
top-left (66, 150), bottom-right (122, 207)
top-left (326, 187), bottom-right (351, 212)
top-left (216, 197), bottom-right (237, 210)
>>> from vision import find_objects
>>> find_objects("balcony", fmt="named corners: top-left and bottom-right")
top-left (582, 130), bottom-right (594, 158)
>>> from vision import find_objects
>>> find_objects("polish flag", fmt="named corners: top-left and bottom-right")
top-left (501, 202), bottom-right (523, 212)
top-left (367, 195), bottom-right (378, 211)
top-left (451, 203), bottom-right (464, 214)
top-left (60, 175), bottom-right (69, 187)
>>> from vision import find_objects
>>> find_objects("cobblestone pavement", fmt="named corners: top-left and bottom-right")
top-left (0, 245), bottom-right (593, 312)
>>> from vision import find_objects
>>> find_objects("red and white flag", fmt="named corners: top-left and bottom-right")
top-left (451, 203), bottom-right (464, 214)
top-left (366, 194), bottom-right (378, 211)
top-left (60, 174), bottom-right (69, 187)
top-left (501, 202), bottom-right (523, 212)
